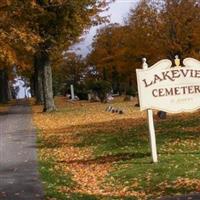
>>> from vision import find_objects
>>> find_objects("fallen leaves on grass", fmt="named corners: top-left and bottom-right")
top-left (33, 97), bottom-right (200, 199)
top-left (33, 97), bottom-right (148, 199)
top-left (174, 178), bottom-right (200, 191)
top-left (158, 178), bottom-right (200, 193)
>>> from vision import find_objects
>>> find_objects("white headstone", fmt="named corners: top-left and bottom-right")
top-left (70, 84), bottom-right (75, 100)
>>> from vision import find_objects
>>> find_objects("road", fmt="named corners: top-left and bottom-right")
top-left (0, 104), bottom-right (44, 200)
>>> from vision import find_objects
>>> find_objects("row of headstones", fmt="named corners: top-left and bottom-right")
top-left (71, 84), bottom-right (166, 118)
top-left (105, 106), bottom-right (124, 114)
top-left (106, 107), bottom-right (166, 118)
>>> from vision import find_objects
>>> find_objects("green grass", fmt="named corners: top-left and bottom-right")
top-left (75, 114), bottom-right (200, 199)
top-left (39, 159), bottom-right (75, 199)
top-left (39, 159), bottom-right (137, 200)
top-left (38, 134), bottom-right (136, 200)
top-left (38, 112), bottom-right (200, 199)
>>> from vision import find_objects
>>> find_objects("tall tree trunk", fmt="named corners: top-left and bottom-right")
top-left (112, 66), bottom-right (120, 94)
top-left (103, 67), bottom-right (108, 81)
top-left (30, 75), bottom-right (35, 97)
top-left (41, 51), bottom-right (56, 112)
top-left (34, 54), bottom-right (44, 104)
top-left (0, 68), bottom-right (9, 103)
top-left (7, 81), bottom-right (12, 101)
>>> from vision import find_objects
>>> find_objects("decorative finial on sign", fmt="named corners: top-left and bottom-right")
top-left (142, 57), bottom-right (148, 69)
top-left (175, 55), bottom-right (180, 67)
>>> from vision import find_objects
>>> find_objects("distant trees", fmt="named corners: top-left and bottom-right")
top-left (87, 24), bottom-right (131, 94)
top-left (52, 52), bottom-right (86, 96)
top-left (87, 0), bottom-right (200, 95)
top-left (127, 0), bottom-right (200, 62)
top-left (87, 80), bottom-right (112, 102)
top-left (160, 0), bottom-right (200, 59)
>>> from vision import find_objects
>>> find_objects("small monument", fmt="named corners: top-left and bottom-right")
top-left (70, 84), bottom-right (75, 100)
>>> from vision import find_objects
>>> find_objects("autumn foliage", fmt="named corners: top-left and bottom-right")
top-left (87, 0), bottom-right (200, 94)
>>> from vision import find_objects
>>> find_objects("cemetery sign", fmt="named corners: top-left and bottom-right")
top-left (136, 58), bottom-right (200, 113)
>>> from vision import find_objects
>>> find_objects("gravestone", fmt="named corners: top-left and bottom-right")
top-left (70, 84), bottom-right (75, 100)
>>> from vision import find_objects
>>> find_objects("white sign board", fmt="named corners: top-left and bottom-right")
top-left (136, 58), bottom-right (200, 113)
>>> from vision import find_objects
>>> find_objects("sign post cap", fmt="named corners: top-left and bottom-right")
top-left (175, 55), bottom-right (180, 67)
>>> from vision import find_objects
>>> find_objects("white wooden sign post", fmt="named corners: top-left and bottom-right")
top-left (137, 57), bottom-right (200, 163)
top-left (142, 58), bottom-right (158, 163)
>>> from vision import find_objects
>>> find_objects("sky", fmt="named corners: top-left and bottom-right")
top-left (72, 0), bottom-right (139, 57)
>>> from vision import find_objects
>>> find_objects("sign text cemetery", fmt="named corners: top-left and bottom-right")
top-left (137, 58), bottom-right (200, 113)
top-left (136, 57), bottom-right (200, 163)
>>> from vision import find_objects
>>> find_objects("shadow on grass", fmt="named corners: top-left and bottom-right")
top-left (38, 113), bottom-right (200, 154)
top-left (58, 152), bottom-right (151, 165)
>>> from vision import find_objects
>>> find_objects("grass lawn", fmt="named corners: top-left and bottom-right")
top-left (33, 97), bottom-right (200, 200)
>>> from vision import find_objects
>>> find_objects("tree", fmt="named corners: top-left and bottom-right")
top-left (52, 52), bottom-right (86, 96)
top-left (126, 0), bottom-right (200, 62)
top-left (0, 68), bottom-right (9, 103)
top-left (87, 24), bottom-right (130, 94)
top-left (87, 0), bottom-right (200, 97)
top-left (126, 0), bottom-right (164, 65)
top-left (88, 80), bottom-right (112, 102)
top-left (33, 0), bottom-right (110, 112)
top-left (0, 0), bottom-right (110, 110)
top-left (160, 0), bottom-right (200, 60)
top-left (0, 1), bottom-right (41, 103)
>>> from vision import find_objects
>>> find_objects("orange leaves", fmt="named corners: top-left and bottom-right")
top-left (66, 162), bottom-right (112, 195)
top-left (33, 97), bottom-right (147, 198)
top-left (0, 42), bottom-right (17, 65)
top-left (33, 97), bottom-right (145, 133)
top-left (174, 178), bottom-right (200, 192)
top-left (10, 27), bottom-right (41, 50)
top-left (0, 1), bottom-right (42, 68)
top-left (158, 178), bottom-right (200, 193)
top-left (0, 0), bottom-right (10, 8)
top-left (33, 97), bottom-right (200, 199)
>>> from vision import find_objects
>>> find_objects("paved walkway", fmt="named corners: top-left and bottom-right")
top-left (0, 104), bottom-right (44, 200)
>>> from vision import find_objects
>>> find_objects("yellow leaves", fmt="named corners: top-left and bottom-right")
top-left (0, 1), bottom-right (42, 68)
top-left (10, 27), bottom-right (41, 47)
top-left (33, 96), bottom-right (200, 199)
top-left (174, 178), bottom-right (200, 191)
top-left (160, 136), bottom-right (199, 154)
top-left (66, 162), bottom-right (112, 195)
top-left (0, 0), bottom-right (10, 8)
top-left (33, 97), bottom-right (145, 133)
top-left (159, 178), bottom-right (200, 193)
top-left (33, 97), bottom-right (147, 198)
top-left (0, 41), bottom-right (17, 65)
top-left (0, 25), bottom-right (41, 67)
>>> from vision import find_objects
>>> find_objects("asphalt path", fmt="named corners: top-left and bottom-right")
top-left (0, 104), bottom-right (44, 200)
